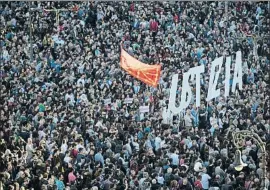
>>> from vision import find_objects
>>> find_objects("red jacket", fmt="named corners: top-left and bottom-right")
top-left (150, 20), bottom-right (158, 32)
top-left (173, 15), bottom-right (179, 23)
top-left (130, 3), bottom-right (135, 12)
top-left (71, 149), bottom-right (78, 158)
top-left (194, 180), bottom-right (203, 189)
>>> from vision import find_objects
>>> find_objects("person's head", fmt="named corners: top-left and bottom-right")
top-left (239, 172), bottom-right (245, 178)
top-left (200, 104), bottom-right (205, 109)
top-left (202, 167), bottom-right (207, 173)
top-left (182, 178), bottom-right (188, 185)
top-left (43, 173), bottom-right (48, 179)
top-left (27, 138), bottom-right (32, 144)
top-left (216, 160), bottom-right (222, 167)
top-left (57, 174), bottom-right (63, 181)
top-left (41, 184), bottom-right (47, 190)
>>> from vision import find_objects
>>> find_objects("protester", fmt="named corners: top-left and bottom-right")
top-left (0, 1), bottom-right (270, 190)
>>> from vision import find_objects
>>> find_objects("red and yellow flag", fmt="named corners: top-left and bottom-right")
top-left (120, 48), bottom-right (161, 88)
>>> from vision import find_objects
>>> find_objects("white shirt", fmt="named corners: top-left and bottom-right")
top-left (76, 144), bottom-right (85, 152)
top-left (201, 173), bottom-right (211, 189)
top-left (64, 156), bottom-right (72, 163)
top-left (38, 130), bottom-right (46, 141)
top-left (53, 117), bottom-right (58, 124)
top-left (140, 21), bottom-right (147, 29)
top-left (80, 94), bottom-right (88, 103)
top-left (229, 24), bottom-right (236, 32)
top-left (170, 153), bottom-right (179, 166)
top-left (194, 161), bottom-right (203, 172)
top-left (154, 137), bottom-right (162, 151)
top-left (26, 144), bottom-right (34, 158)
top-left (61, 143), bottom-right (68, 154)
top-left (157, 176), bottom-right (164, 185)
top-left (95, 121), bottom-right (103, 128)
top-left (77, 78), bottom-right (85, 86)
top-left (65, 93), bottom-right (75, 102)
top-left (3, 49), bottom-right (10, 60)
top-left (132, 141), bottom-right (139, 151)
top-left (188, 32), bottom-right (195, 39)
top-left (184, 114), bottom-right (192, 127)
top-left (219, 21), bottom-right (224, 28)
top-left (162, 108), bottom-right (173, 125)
top-left (210, 117), bottom-right (218, 126)
top-left (160, 140), bottom-right (166, 149)
top-left (47, 141), bottom-right (55, 152)
top-left (125, 143), bottom-right (132, 155)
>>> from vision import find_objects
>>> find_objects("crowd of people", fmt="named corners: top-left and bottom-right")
top-left (0, 1), bottom-right (270, 190)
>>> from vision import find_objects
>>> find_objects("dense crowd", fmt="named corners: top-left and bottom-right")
top-left (0, 1), bottom-right (270, 190)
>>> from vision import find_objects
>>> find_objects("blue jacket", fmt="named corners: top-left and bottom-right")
top-left (55, 179), bottom-right (65, 190)
top-left (94, 152), bottom-right (104, 166)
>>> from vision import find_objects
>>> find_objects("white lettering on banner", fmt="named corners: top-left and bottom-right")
top-left (139, 106), bottom-right (149, 113)
top-left (232, 51), bottom-right (243, 93)
top-left (165, 51), bottom-right (242, 117)
top-left (168, 65), bottom-right (205, 114)
top-left (189, 65), bottom-right (205, 107)
top-left (206, 56), bottom-right (223, 101)
top-left (225, 56), bottom-right (231, 97)
top-left (179, 71), bottom-right (193, 111)
top-left (168, 74), bottom-right (181, 114)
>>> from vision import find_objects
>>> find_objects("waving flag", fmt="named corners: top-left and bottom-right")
top-left (120, 48), bottom-right (161, 87)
